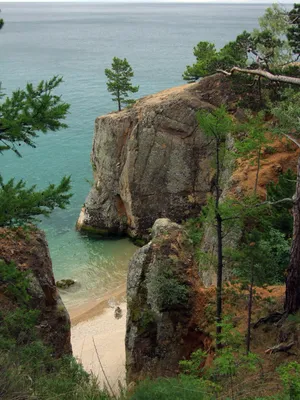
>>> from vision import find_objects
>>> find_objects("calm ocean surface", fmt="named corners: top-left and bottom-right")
top-left (1, 2), bottom-right (281, 306)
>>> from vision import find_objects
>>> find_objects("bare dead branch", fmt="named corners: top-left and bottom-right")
top-left (284, 134), bottom-right (300, 148)
top-left (217, 67), bottom-right (300, 86)
top-left (256, 198), bottom-right (294, 207)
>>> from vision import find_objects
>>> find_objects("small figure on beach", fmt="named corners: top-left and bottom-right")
top-left (114, 306), bottom-right (123, 319)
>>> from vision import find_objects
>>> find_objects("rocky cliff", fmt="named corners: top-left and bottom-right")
top-left (125, 219), bottom-right (211, 383)
top-left (0, 227), bottom-right (72, 357)
top-left (77, 74), bottom-right (238, 239)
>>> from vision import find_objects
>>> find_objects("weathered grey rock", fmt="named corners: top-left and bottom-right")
top-left (77, 74), bottom-right (238, 239)
top-left (125, 218), bottom-right (210, 383)
top-left (0, 228), bottom-right (72, 358)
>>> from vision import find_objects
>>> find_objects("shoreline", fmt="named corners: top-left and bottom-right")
top-left (68, 282), bottom-right (127, 326)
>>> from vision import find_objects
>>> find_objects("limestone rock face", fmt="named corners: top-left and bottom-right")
top-left (0, 227), bottom-right (72, 357)
top-left (77, 74), bottom-right (238, 238)
top-left (125, 218), bottom-right (210, 383)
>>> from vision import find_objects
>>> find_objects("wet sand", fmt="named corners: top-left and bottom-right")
top-left (69, 286), bottom-right (127, 394)
top-left (69, 283), bottom-right (127, 325)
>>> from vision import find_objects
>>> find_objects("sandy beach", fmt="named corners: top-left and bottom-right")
top-left (69, 286), bottom-right (127, 395)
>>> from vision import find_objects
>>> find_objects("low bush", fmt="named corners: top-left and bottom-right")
top-left (0, 260), bottom-right (111, 400)
top-left (129, 376), bottom-right (213, 400)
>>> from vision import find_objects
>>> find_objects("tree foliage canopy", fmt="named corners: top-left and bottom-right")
top-left (0, 23), bottom-right (72, 228)
top-left (0, 76), bottom-right (70, 156)
top-left (287, 4), bottom-right (300, 55)
top-left (183, 31), bottom-right (251, 82)
top-left (0, 175), bottom-right (72, 227)
top-left (183, 3), bottom-right (300, 82)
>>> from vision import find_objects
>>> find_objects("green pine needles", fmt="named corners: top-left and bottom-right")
top-left (0, 75), bottom-right (72, 227)
top-left (105, 57), bottom-right (139, 111)
top-left (182, 31), bottom-right (250, 82)
top-left (0, 76), bottom-right (70, 156)
top-left (0, 175), bottom-right (72, 227)
top-left (287, 4), bottom-right (300, 55)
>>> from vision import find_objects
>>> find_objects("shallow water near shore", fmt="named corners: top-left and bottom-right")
top-left (53, 233), bottom-right (137, 308)
top-left (1, 2), bottom-right (277, 306)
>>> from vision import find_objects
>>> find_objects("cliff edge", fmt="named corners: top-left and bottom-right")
top-left (77, 74), bottom-right (238, 239)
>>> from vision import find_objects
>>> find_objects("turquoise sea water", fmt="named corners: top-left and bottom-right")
top-left (1, 2), bottom-right (280, 307)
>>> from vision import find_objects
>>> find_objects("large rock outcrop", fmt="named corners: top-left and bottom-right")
top-left (0, 227), bottom-right (72, 357)
top-left (125, 219), bottom-right (210, 383)
top-left (77, 74), bottom-right (238, 239)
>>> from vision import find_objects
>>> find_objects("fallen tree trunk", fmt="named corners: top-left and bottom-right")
top-left (265, 342), bottom-right (295, 354)
top-left (253, 312), bottom-right (284, 329)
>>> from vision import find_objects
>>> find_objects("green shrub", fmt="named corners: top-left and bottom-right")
top-left (185, 217), bottom-right (204, 246)
top-left (147, 266), bottom-right (189, 310)
top-left (277, 361), bottom-right (300, 400)
top-left (0, 260), bottom-right (31, 304)
top-left (0, 259), bottom-right (110, 400)
top-left (130, 376), bottom-right (214, 400)
top-left (0, 348), bottom-right (111, 400)
top-left (179, 348), bottom-right (207, 377)
top-left (0, 352), bottom-right (32, 400)
top-left (0, 308), bottom-right (40, 345)
top-left (179, 319), bottom-right (261, 400)
top-left (264, 145), bottom-right (277, 155)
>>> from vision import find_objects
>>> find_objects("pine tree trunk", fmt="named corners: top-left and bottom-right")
top-left (285, 156), bottom-right (300, 314)
top-left (246, 270), bottom-right (254, 354)
top-left (117, 89), bottom-right (121, 111)
top-left (258, 77), bottom-right (262, 106)
top-left (216, 212), bottom-right (223, 347)
top-left (215, 139), bottom-right (223, 348)
top-left (254, 148), bottom-right (261, 196)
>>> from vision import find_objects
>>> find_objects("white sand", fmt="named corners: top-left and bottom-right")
top-left (71, 302), bottom-right (127, 395)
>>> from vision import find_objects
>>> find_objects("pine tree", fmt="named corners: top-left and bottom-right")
top-left (0, 176), bottom-right (71, 227)
top-left (105, 57), bottom-right (139, 111)
top-left (183, 4), bottom-right (300, 86)
top-left (182, 32), bottom-right (250, 82)
top-left (0, 61), bottom-right (72, 225)
top-left (197, 106), bottom-right (233, 347)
